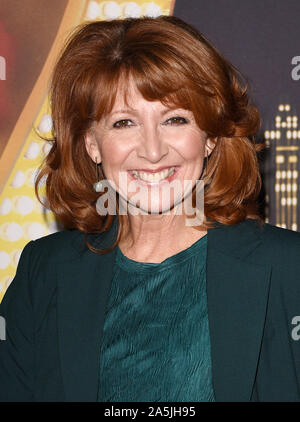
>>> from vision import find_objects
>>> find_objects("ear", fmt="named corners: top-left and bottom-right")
top-left (205, 137), bottom-right (217, 156)
top-left (84, 130), bottom-right (101, 163)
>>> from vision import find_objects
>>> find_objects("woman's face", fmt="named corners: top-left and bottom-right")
top-left (85, 80), bottom-right (215, 215)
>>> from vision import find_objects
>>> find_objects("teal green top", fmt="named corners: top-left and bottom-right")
top-left (97, 234), bottom-right (215, 402)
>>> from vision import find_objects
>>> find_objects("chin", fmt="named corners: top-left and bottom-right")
top-left (126, 196), bottom-right (184, 216)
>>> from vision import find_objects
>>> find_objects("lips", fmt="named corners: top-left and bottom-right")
top-left (129, 165), bottom-right (177, 173)
top-left (127, 166), bottom-right (180, 185)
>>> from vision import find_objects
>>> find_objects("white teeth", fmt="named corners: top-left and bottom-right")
top-left (132, 167), bottom-right (175, 183)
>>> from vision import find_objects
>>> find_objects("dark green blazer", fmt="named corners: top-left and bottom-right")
top-left (1, 217), bottom-right (300, 402)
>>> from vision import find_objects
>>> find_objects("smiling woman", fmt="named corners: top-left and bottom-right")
top-left (1, 15), bottom-right (300, 403)
top-left (34, 15), bottom-right (263, 256)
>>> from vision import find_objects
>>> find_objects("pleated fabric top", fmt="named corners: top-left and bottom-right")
top-left (97, 233), bottom-right (215, 402)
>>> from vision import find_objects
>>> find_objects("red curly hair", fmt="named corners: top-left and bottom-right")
top-left (35, 15), bottom-right (265, 253)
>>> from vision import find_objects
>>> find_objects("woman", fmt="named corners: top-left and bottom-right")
top-left (1, 15), bottom-right (300, 402)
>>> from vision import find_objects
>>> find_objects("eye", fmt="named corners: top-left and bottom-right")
top-left (165, 116), bottom-right (188, 125)
top-left (113, 119), bottom-right (134, 129)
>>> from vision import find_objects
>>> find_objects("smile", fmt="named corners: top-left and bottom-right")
top-left (128, 167), bottom-right (178, 184)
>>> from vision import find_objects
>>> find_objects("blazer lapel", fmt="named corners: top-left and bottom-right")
top-left (206, 220), bottom-right (272, 401)
top-left (56, 218), bottom-right (118, 402)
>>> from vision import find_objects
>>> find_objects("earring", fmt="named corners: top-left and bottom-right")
top-left (202, 149), bottom-right (212, 185)
top-left (93, 157), bottom-right (103, 192)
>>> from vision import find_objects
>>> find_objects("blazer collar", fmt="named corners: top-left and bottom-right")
top-left (57, 217), bottom-right (271, 401)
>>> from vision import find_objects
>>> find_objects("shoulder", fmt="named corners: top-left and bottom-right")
top-left (0, 229), bottom-right (85, 306)
top-left (256, 221), bottom-right (300, 263)
top-left (260, 221), bottom-right (300, 243)
top-left (31, 228), bottom-right (83, 254)
top-left (232, 221), bottom-right (300, 323)
top-left (234, 218), bottom-right (300, 244)
top-left (23, 228), bottom-right (85, 268)
top-left (230, 218), bottom-right (300, 253)
top-left (244, 220), bottom-right (300, 296)
top-left (211, 218), bottom-right (300, 274)
top-left (26, 217), bottom-right (118, 264)
top-left (237, 219), bottom-right (300, 270)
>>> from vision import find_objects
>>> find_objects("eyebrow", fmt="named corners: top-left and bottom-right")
top-left (110, 108), bottom-right (138, 116)
top-left (109, 106), bottom-right (184, 118)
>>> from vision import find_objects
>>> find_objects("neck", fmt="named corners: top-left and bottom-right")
top-left (118, 203), bottom-right (207, 263)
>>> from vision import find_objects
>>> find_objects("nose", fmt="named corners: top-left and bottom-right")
top-left (136, 124), bottom-right (169, 163)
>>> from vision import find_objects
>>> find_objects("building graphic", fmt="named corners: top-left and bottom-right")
top-left (264, 105), bottom-right (299, 231)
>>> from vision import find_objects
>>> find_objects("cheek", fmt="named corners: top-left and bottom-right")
top-left (175, 132), bottom-right (205, 161)
top-left (100, 138), bottom-right (131, 168)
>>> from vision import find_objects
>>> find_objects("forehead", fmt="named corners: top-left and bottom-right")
top-left (110, 77), bottom-right (183, 114)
